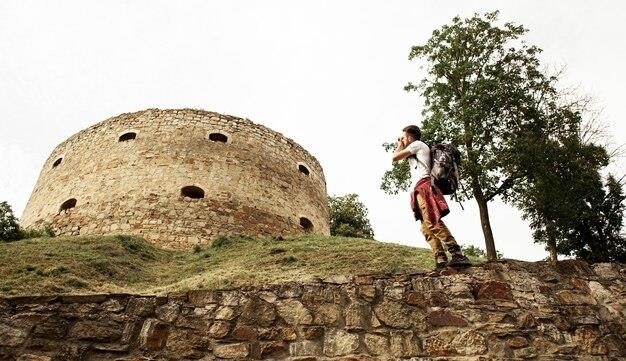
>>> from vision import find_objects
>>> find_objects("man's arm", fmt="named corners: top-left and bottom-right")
top-left (392, 139), bottom-right (413, 163)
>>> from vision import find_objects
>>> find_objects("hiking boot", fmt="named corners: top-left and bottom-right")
top-left (434, 252), bottom-right (448, 270)
top-left (447, 253), bottom-right (472, 268)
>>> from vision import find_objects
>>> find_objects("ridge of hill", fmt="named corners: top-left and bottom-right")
top-left (0, 235), bottom-right (480, 296)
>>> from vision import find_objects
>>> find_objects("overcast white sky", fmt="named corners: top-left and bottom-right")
top-left (1, 1), bottom-right (624, 261)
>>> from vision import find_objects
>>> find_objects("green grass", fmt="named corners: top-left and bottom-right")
top-left (0, 234), bottom-right (483, 296)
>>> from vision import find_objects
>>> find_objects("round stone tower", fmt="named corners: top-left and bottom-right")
top-left (21, 108), bottom-right (329, 249)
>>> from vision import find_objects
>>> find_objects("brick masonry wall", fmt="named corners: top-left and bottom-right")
top-left (1, 260), bottom-right (625, 360)
top-left (21, 109), bottom-right (329, 249)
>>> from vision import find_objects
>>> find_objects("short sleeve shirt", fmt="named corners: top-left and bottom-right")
top-left (405, 140), bottom-right (431, 185)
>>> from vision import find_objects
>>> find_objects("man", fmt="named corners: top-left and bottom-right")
top-left (392, 125), bottom-right (471, 269)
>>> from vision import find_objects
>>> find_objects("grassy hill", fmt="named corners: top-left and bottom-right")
top-left (0, 234), bottom-right (481, 296)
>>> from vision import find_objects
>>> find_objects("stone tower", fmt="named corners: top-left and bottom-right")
top-left (21, 109), bottom-right (330, 248)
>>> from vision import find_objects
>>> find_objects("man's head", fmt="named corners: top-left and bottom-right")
top-left (402, 125), bottom-right (421, 144)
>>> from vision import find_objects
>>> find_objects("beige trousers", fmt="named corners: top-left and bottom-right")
top-left (416, 193), bottom-right (460, 258)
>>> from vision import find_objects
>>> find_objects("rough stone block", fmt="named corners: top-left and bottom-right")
top-left (276, 299), bottom-right (313, 325)
top-left (139, 318), bottom-right (169, 350)
top-left (556, 290), bottom-right (597, 305)
top-left (374, 300), bottom-right (411, 328)
top-left (232, 324), bottom-right (258, 340)
top-left (69, 320), bottom-right (123, 342)
top-left (212, 342), bottom-right (249, 359)
top-left (345, 302), bottom-right (370, 330)
top-left (324, 329), bottom-right (360, 357)
top-left (475, 281), bottom-right (513, 300)
top-left (239, 297), bottom-right (276, 327)
top-left (364, 333), bottom-right (389, 355)
top-left (289, 340), bottom-right (322, 356)
top-left (0, 323), bottom-right (27, 347)
top-left (426, 309), bottom-right (468, 327)
top-left (208, 321), bottom-right (230, 339)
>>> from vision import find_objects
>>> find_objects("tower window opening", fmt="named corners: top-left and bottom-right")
top-left (300, 217), bottom-right (314, 233)
top-left (59, 198), bottom-right (77, 212)
top-left (52, 157), bottom-right (63, 168)
top-left (181, 186), bottom-right (205, 199)
top-left (298, 164), bottom-right (310, 176)
top-left (118, 132), bottom-right (137, 142)
top-left (208, 133), bottom-right (228, 143)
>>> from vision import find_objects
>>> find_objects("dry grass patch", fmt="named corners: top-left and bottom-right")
top-left (0, 234), bottom-right (482, 296)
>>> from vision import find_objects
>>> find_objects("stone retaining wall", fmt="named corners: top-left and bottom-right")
top-left (1, 260), bottom-right (625, 360)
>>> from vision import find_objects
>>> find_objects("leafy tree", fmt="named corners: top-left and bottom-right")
top-left (511, 127), bottom-right (610, 261)
top-left (329, 194), bottom-right (375, 239)
top-left (0, 201), bottom-right (21, 242)
top-left (551, 174), bottom-right (625, 263)
top-left (384, 11), bottom-right (582, 260)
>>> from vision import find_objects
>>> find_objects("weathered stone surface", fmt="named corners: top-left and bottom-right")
top-left (239, 297), bottom-right (276, 327)
top-left (426, 309), bottom-right (468, 327)
top-left (156, 302), bottom-right (180, 323)
top-left (507, 336), bottom-right (529, 349)
top-left (277, 299), bottom-right (313, 325)
top-left (364, 333), bottom-right (389, 355)
top-left (231, 324), bottom-right (257, 340)
top-left (390, 331), bottom-right (420, 357)
top-left (358, 285), bottom-right (376, 302)
top-left (556, 290), bottom-right (597, 305)
top-left (102, 298), bottom-right (125, 313)
top-left (139, 318), bottom-right (169, 350)
top-left (69, 320), bottom-right (122, 342)
top-left (31, 317), bottom-right (70, 339)
top-left (405, 291), bottom-right (426, 307)
top-left (126, 297), bottom-right (155, 317)
top-left (574, 326), bottom-right (608, 355)
top-left (312, 303), bottom-right (341, 326)
top-left (537, 323), bottom-right (564, 343)
top-left (475, 281), bottom-right (513, 300)
top-left (258, 292), bottom-right (277, 303)
top-left (324, 329), bottom-right (359, 357)
top-left (251, 341), bottom-right (287, 359)
top-left (208, 321), bottom-right (230, 339)
top-left (424, 335), bottom-right (456, 356)
top-left (221, 291), bottom-right (241, 306)
top-left (166, 328), bottom-right (211, 358)
top-left (517, 312), bottom-right (537, 329)
top-left (214, 306), bottom-right (236, 321)
top-left (345, 302), bottom-right (369, 330)
top-left (16, 355), bottom-right (52, 361)
top-left (452, 330), bottom-right (488, 355)
top-left (290, 340), bottom-right (322, 356)
top-left (188, 290), bottom-right (219, 307)
top-left (374, 300), bottom-right (410, 328)
top-left (0, 323), bottom-right (27, 347)
top-left (213, 343), bottom-right (249, 359)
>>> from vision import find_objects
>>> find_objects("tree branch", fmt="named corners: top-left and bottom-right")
top-left (485, 176), bottom-right (519, 202)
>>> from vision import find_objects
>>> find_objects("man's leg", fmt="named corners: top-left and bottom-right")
top-left (418, 195), bottom-right (471, 267)
top-left (417, 194), bottom-right (448, 268)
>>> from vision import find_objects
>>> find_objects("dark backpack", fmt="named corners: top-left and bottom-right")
top-left (429, 144), bottom-right (461, 196)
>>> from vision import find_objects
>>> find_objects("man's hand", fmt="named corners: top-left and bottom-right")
top-left (392, 135), bottom-right (412, 163)
top-left (396, 136), bottom-right (406, 150)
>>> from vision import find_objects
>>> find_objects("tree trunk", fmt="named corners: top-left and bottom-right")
top-left (474, 189), bottom-right (498, 261)
top-left (547, 237), bottom-right (558, 263)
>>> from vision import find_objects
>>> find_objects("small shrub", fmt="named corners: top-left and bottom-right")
top-left (0, 201), bottom-right (20, 242)
top-left (20, 224), bottom-right (55, 239)
top-left (193, 244), bottom-right (203, 253)
top-left (211, 235), bottom-right (231, 249)
top-left (117, 235), bottom-right (156, 260)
